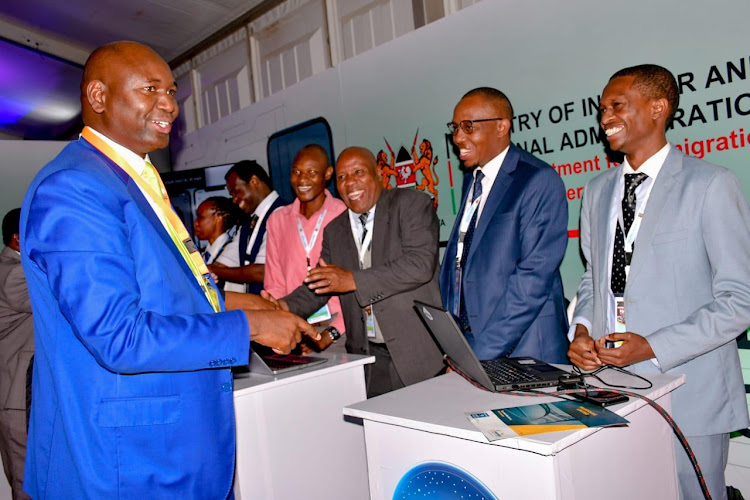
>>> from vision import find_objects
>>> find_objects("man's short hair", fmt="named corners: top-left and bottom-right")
top-left (462, 87), bottom-right (515, 121)
top-left (203, 196), bottom-right (240, 233)
top-left (224, 160), bottom-right (273, 189)
top-left (296, 144), bottom-right (330, 166)
top-left (610, 64), bottom-right (680, 126)
top-left (3, 208), bottom-right (21, 246)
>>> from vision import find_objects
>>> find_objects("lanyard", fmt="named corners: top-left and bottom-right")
top-left (297, 210), bottom-right (327, 269)
top-left (81, 127), bottom-right (220, 313)
top-left (616, 179), bottom-right (653, 254)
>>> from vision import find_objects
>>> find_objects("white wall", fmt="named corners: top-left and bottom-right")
top-left (0, 140), bottom-right (68, 218)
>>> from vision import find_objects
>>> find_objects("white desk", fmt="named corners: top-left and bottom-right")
top-left (233, 352), bottom-right (374, 500)
top-left (345, 369), bottom-right (684, 500)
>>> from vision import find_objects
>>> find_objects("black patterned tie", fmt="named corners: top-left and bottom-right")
top-left (359, 212), bottom-right (369, 244)
top-left (458, 170), bottom-right (485, 332)
top-left (611, 172), bottom-right (648, 293)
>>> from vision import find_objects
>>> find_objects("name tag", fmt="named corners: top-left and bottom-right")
top-left (364, 305), bottom-right (376, 338)
top-left (613, 294), bottom-right (626, 346)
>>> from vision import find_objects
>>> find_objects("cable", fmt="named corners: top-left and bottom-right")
top-left (444, 357), bottom-right (711, 500)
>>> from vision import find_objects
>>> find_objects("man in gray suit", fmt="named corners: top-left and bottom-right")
top-left (0, 208), bottom-right (33, 500)
top-left (569, 64), bottom-right (750, 500)
top-left (276, 146), bottom-right (444, 397)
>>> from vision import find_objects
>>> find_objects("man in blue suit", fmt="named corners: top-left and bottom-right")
top-left (440, 87), bottom-right (569, 363)
top-left (20, 41), bottom-right (315, 499)
top-left (569, 64), bottom-right (750, 500)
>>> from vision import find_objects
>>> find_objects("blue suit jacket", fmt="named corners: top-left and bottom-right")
top-left (440, 143), bottom-right (569, 363)
top-left (20, 137), bottom-right (249, 499)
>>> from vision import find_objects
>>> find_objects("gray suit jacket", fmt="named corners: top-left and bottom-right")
top-left (0, 245), bottom-right (34, 411)
top-left (285, 188), bottom-right (444, 386)
top-left (574, 146), bottom-right (750, 436)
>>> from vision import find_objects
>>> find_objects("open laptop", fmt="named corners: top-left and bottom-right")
top-left (247, 342), bottom-right (328, 375)
top-left (414, 301), bottom-right (572, 392)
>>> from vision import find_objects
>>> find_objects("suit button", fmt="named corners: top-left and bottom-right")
top-left (222, 383), bottom-right (232, 392)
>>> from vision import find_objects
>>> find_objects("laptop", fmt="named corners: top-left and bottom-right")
top-left (247, 342), bottom-right (328, 375)
top-left (414, 301), bottom-right (571, 392)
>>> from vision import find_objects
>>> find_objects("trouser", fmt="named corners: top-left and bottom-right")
top-left (674, 433), bottom-right (729, 500)
top-left (366, 341), bottom-right (404, 398)
top-left (0, 409), bottom-right (31, 500)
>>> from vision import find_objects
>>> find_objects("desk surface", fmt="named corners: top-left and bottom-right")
top-left (344, 368), bottom-right (684, 456)
top-left (233, 351), bottom-right (374, 395)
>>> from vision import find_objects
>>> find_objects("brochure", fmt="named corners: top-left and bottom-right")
top-left (466, 400), bottom-right (629, 442)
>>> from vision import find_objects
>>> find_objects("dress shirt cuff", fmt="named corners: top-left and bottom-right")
top-left (568, 317), bottom-right (593, 342)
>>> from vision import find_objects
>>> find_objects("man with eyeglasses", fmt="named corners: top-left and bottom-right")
top-left (440, 87), bottom-right (570, 364)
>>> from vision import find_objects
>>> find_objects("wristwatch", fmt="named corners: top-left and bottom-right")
top-left (327, 327), bottom-right (341, 342)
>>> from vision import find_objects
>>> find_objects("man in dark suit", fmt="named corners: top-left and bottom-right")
top-left (211, 160), bottom-right (287, 294)
top-left (276, 146), bottom-right (444, 397)
top-left (569, 64), bottom-right (750, 500)
top-left (0, 208), bottom-right (33, 500)
top-left (440, 87), bottom-right (569, 363)
top-left (20, 41), bottom-right (314, 498)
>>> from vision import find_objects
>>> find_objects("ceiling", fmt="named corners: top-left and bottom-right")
top-left (0, 0), bottom-right (269, 140)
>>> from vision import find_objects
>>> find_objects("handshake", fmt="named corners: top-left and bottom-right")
top-left (224, 291), bottom-right (338, 354)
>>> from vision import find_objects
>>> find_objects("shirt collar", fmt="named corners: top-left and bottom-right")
top-left (621, 143), bottom-right (670, 179)
top-left (86, 127), bottom-right (152, 175)
top-left (253, 191), bottom-right (280, 218)
top-left (293, 189), bottom-right (334, 219)
top-left (475, 144), bottom-right (510, 188)
top-left (348, 203), bottom-right (376, 228)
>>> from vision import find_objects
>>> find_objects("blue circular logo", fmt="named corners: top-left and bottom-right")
top-left (393, 461), bottom-right (498, 499)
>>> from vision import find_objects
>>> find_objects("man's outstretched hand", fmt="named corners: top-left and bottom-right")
top-left (244, 310), bottom-right (320, 354)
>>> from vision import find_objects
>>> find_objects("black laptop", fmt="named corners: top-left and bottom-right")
top-left (414, 301), bottom-right (571, 392)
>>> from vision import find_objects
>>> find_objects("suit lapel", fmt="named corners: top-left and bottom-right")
top-left (597, 172), bottom-right (618, 290)
top-left (89, 143), bottom-right (205, 297)
top-left (334, 213), bottom-right (361, 271)
top-left (627, 148), bottom-right (682, 284)
top-left (467, 144), bottom-right (519, 263)
top-left (371, 190), bottom-right (392, 267)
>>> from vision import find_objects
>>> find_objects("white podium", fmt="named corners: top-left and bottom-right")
top-left (344, 370), bottom-right (684, 500)
top-left (233, 352), bottom-right (374, 500)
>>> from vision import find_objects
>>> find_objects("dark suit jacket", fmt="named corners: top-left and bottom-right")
top-left (0, 245), bottom-right (34, 411)
top-left (285, 188), bottom-right (444, 386)
top-left (440, 143), bottom-right (570, 363)
top-left (21, 136), bottom-right (249, 499)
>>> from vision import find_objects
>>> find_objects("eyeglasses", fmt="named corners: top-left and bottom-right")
top-left (447, 117), bottom-right (505, 135)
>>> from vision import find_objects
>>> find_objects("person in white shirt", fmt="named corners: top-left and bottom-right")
top-left (193, 196), bottom-right (243, 292)
top-left (211, 160), bottom-right (288, 294)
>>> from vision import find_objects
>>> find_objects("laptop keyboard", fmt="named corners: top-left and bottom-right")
top-left (481, 359), bottom-right (541, 384)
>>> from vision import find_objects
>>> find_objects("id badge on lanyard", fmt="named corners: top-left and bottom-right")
top-left (453, 198), bottom-right (480, 316)
top-left (364, 305), bottom-right (376, 338)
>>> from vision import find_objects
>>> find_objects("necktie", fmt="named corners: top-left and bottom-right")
top-left (359, 212), bottom-right (369, 244)
top-left (141, 161), bottom-right (162, 194)
top-left (458, 170), bottom-right (485, 332)
top-left (611, 172), bottom-right (648, 293)
top-left (203, 251), bottom-right (212, 264)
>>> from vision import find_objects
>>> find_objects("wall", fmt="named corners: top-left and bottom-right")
top-left (174, 0), bottom-right (750, 298)
top-left (0, 140), bottom-right (68, 218)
